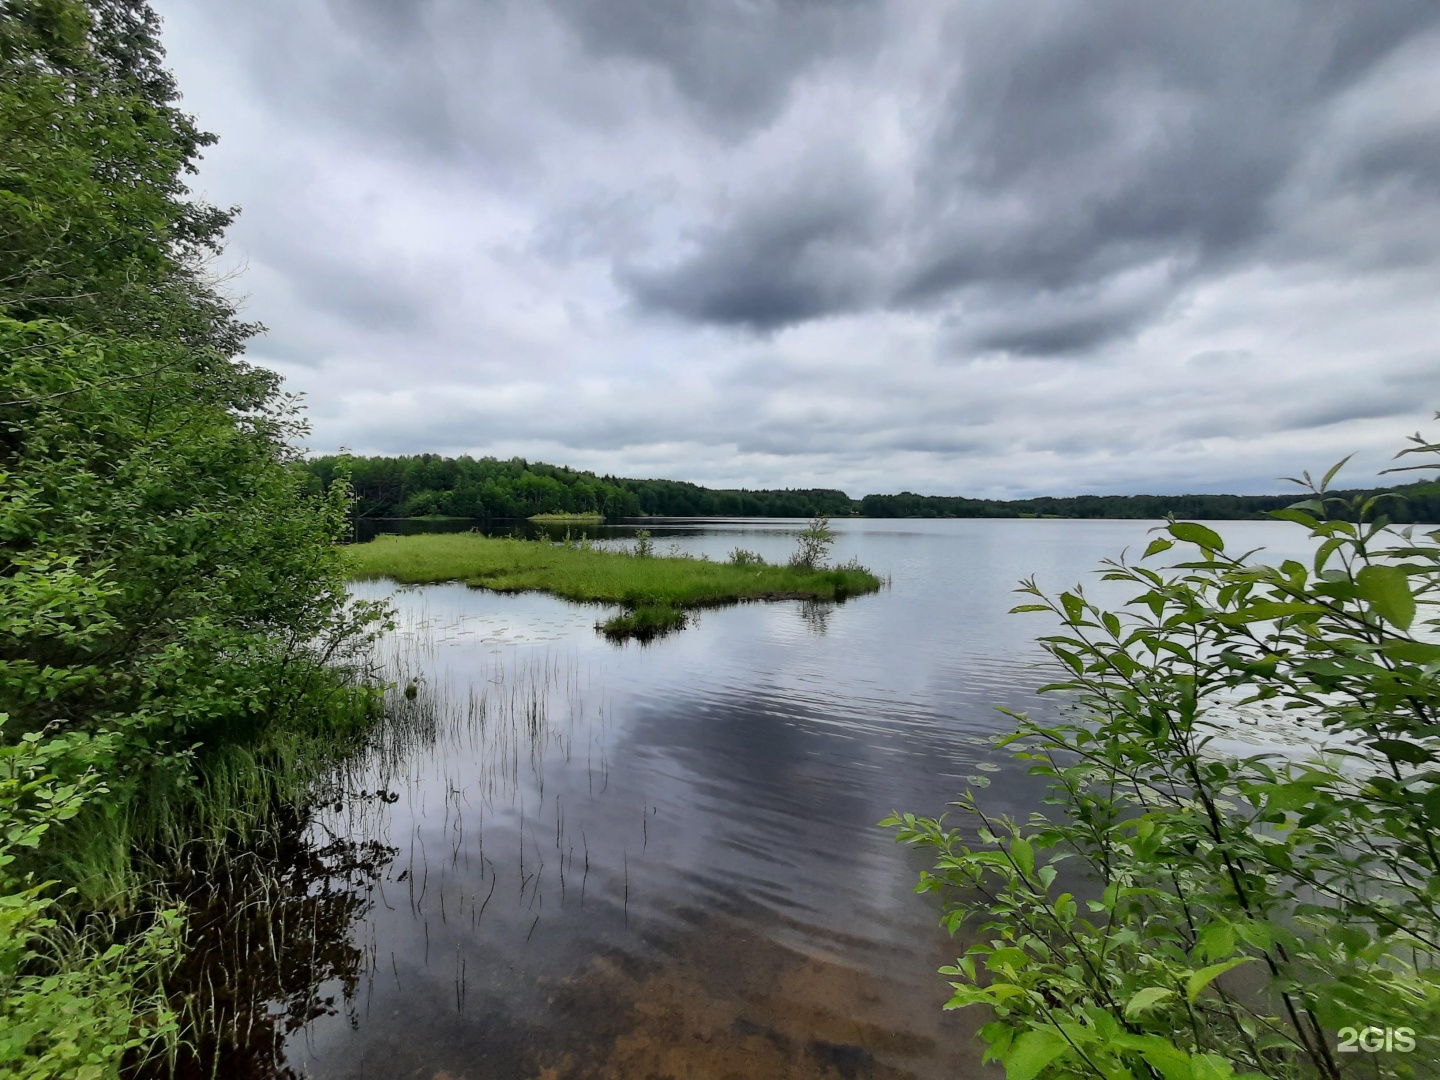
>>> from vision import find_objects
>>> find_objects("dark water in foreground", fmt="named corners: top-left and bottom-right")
top-left (245, 518), bottom-right (1305, 1079)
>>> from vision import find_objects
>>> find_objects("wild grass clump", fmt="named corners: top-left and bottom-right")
top-left (598, 604), bottom-right (688, 642)
top-left (346, 532), bottom-right (881, 638)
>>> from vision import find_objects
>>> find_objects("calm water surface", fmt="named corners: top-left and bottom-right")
top-left (267, 518), bottom-right (1306, 1079)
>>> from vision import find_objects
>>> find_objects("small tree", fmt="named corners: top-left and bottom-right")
top-left (887, 423), bottom-right (1440, 1079)
top-left (790, 514), bottom-right (836, 570)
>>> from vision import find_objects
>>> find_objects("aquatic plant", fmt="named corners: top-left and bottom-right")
top-left (887, 424), bottom-right (1440, 1079)
top-left (597, 604), bottom-right (688, 642)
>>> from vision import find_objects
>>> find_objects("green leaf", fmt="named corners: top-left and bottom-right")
top-left (1011, 836), bottom-right (1035, 880)
top-left (1110, 1035), bottom-right (1199, 1080)
top-left (1370, 738), bottom-right (1429, 765)
top-left (1236, 600), bottom-right (1321, 621)
top-left (1320, 453), bottom-right (1355, 492)
top-left (1381, 639), bottom-right (1440, 665)
top-left (1001, 1029), bottom-right (1070, 1080)
top-left (1313, 536), bottom-right (1345, 573)
top-left (1143, 537), bottom-right (1175, 559)
top-left (1190, 1054), bottom-right (1241, 1080)
top-left (1124, 986), bottom-right (1175, 1019)
top-left (1169, 522), bottom-right (1225, 551)
top-left (1198, 924), bottom-right (1236, 962)
top-left (1355, 563), bottom-right (1416, 630)
top-left (1268, 508), bottom-right (1318, 527)
top-left (1186, 958), bottom-right (1253, 1003)
top-left (988, 947), bottom-right (1031, 971)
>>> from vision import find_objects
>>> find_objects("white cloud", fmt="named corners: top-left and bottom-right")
top-left (155, 0), bottom-right (1440, 497)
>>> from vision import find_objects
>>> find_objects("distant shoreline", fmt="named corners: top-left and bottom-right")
top-left (311, 454), bottom-right (1440, 524)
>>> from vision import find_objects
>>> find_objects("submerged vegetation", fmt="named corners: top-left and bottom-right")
top-left (1, 2), bottom-right (383, 1075)
top-left (345, 530), bottom-right (881, 640)
top-left (887, 427), bottom-right (1440, 1079)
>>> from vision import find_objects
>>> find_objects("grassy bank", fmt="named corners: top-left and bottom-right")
top-left (346, 533), bottom-right (881, 638)
top-left (528, 511), bottom-right (605, 523)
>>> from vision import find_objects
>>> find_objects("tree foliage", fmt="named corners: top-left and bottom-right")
top-left (304, 454), bottom-right (1440, 524)
top-left (305, 453), bottom-right (860, 520)
top-left (789, 514), bottom-right (837, 570)
top-left (887, 426), bottom-right (1440, 1079)
top-left (857, 485), bottom-right (1440, 522)
top-left (1, 1), bottom-right (381, 1073)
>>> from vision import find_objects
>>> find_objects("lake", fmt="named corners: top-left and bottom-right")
top-left (235, 517), bottom-right (1310, 1079)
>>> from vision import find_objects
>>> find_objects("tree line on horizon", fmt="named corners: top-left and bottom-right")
top-left (304, 453), bottom-right (1440, 523)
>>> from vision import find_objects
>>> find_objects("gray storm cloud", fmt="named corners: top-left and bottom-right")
top-left (153, 0), bottom-right (1440, 496)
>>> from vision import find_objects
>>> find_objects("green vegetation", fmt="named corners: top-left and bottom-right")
top-left (306, 452), bottom-right (855, 520)
top-left (1, 2), bottom-right (382, 1075)
top-left (597, 603), bottom-right (690, 642)
top-left (886, 429), bottom-right (1440, 1079)
top-left (308, 454), bottom-right (643, 519)
top-left (304, 453), bottom-right (1440, 523)
top-left (789, 514), bottom-right (837, 569)
top-left (346, 532), bottom-right (880, 639)
top-left (620, 476), bottom-right (855, 518)
top-left (859, 484), bottom-right (1440, 522)
top-left (528, 511), bottom-right (604, 524)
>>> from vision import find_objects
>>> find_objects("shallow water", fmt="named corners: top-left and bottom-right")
top-left (254, 518), bottom-right (1309, 1079)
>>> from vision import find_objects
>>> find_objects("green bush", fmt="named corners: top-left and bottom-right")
top-left (0, 2), bottom-right (385, 1073)
top-left (887, 426), bottom-right (1440, 1079)
top-left (789, 514), bottom-right (837, 570)
top-left (728, 547), bottom-right (765, 566)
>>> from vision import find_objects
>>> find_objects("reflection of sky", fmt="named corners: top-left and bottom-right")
top-left (294, 518), bottom-right (1311, 1076)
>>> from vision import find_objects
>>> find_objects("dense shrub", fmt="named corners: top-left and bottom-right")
top-left (888, 430), bottom-right (1440, 1079)
top-left (1, 1), bottom-right (382, 1073)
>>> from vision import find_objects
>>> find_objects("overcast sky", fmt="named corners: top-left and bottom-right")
top-left (152, 1), bottom-right (1440, 497)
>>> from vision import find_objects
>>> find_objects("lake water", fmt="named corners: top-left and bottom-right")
top-left (241, 518), bottom-right (1310, 1079)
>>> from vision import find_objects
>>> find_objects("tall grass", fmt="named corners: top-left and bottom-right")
top-left (130, 619), bottom-right (602, 1076)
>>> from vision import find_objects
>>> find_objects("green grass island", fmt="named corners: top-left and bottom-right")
top-left (345, 532), bottom-right (882, 639)
top-left (527, 511), bottom-right (606, 523)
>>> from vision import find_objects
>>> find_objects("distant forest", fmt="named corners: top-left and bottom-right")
top-left (303, 454), bottom-right (1440, 523)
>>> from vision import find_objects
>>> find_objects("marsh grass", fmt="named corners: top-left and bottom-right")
top-left (345, 534), bottom-right (881, 638)
top-left (5, 659), bottom-right (392, 1079)
top-left (527, 512), bottom-right (605, 524)
top-left (141, 602), bottom-right (622, 1074)
top-left (597, 603), bottom-right (688, 641)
